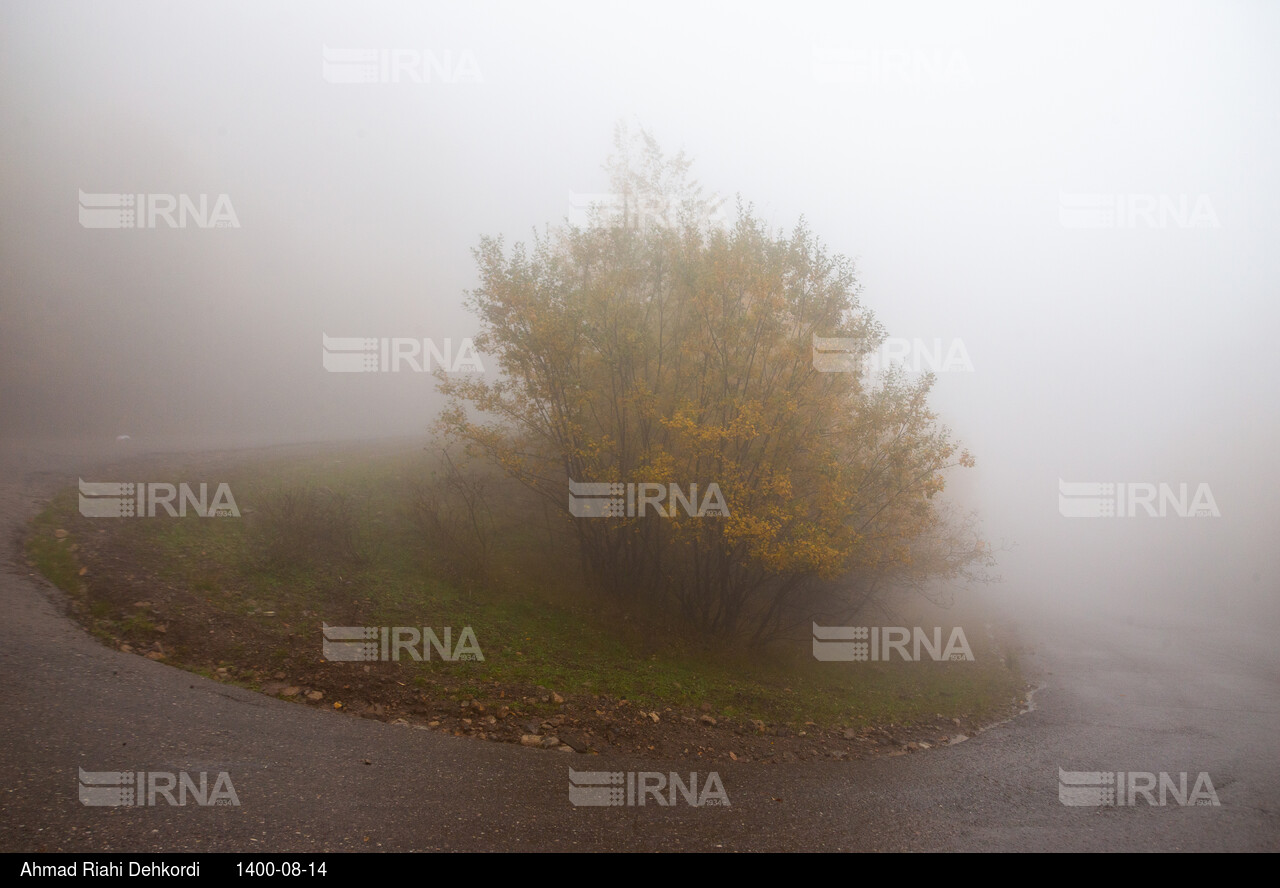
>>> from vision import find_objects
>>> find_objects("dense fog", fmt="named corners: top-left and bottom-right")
top-left (3, 0), bottom-right (1277, 626)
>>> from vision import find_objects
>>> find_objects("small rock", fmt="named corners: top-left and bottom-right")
top-left (699, 714), bottom-right (717, 726)
top-left (280, 687), bottom-right (301, 697)
top-left (842, 728), bottom-right (858, 740)
top-left (648, 711), bottom-right (660, 723)
top-left (54, 529), bottom-right (69, 539)
top-left (497, 705), bottom-right (510, 718)
top-left (541, 736), bottom-right (560, 749)
top-left (519, 734), bottom-right (543, 747)
top-left (305, 690), bottom-right (324, 701)
top-left (781, 751), bottom-right (798, 763)
top-left (144, 651), bottom-right (164, 661)
top-left (552, 692), bottom-right (565, 704)
top-left (557, 745), bottom-right (574, 752)
top-left (560, 733), bottom-right (589, 753)
top-left (119, 644), bottom-right (133, 653)
top-left (750, 719), bottom-right (766, 732)
top-left (699, 702), bottom-right (712, 712)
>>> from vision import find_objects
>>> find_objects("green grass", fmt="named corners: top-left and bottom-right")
top-left (24, 442), bottom-right (1024, 730)
top-left (24, 489), bottom-right (83, 595)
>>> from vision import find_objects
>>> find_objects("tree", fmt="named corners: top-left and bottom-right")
top-left (437, 125), bottom-right (988, 643)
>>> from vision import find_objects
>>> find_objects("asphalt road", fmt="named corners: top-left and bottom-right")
top-left (1, 440), bottom-right (1277, 852)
